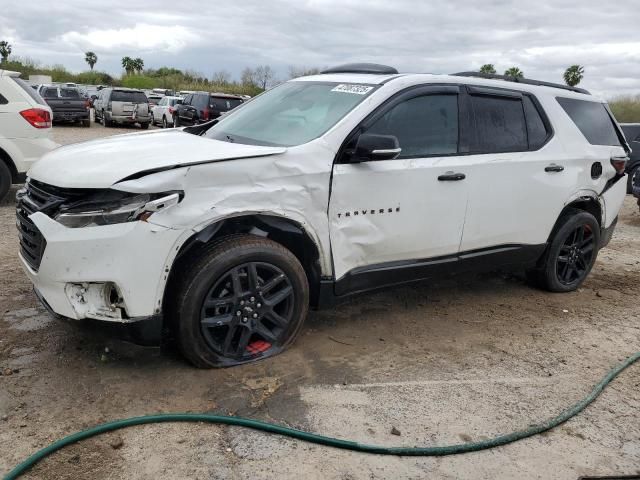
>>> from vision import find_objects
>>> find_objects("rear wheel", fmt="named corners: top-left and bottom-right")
top-left (162, 116), bottom-right (168, 128)
top-left (150, 113), bottom-right (155, 126)
top-left (528, 210), bottom-right (600, 292)
top-left (140, 122), bottom-right (149, 130)
top-left (0, 161), bottom-right (11, 202)
top-left (173, 114), bottom-right (179, 128)
top-left (171, 235), bottom-right (309, 368)
top-left (628, 164), bottom-right (639, 194)
top-left (82, 118), bottom-right (90, 128)
top-left (101, 111), bottom-right (111, 127)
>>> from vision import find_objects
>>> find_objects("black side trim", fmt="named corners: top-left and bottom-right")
top-left (329, 243), bottom-right (547, 300)
top-left (452, 72), bottom-right (590, 95)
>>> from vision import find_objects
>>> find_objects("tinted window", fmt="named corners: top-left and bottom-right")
top-left (0, 93), bottom-right (7, 105)
top-left (42, 88), bottom-right (59, 98)
top-left (60, 88), bottom-right (80, 98)
top-left (210, 96), bottom-right (243, 112)
top-left (11, 78), bottom-right (47, 105)
top-left (557, 97), bottom-right (621, 146)
top-left (471, 95), bottom-right (527, 153)
top-left (169, 98), bottom-right (182, 106)
top-left (183, 94), bottom-right (193, 105)
top-left (366, 94), bottom-right (458, 157)
top-left (193, 94), bottom-right (209, 109)
top-left (111, 90), bottom-right (148, 103)
top-left (523, 96), bottom-right (549, 149)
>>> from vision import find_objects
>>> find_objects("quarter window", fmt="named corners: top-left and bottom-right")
top-left (557, 97), bottom-right (622, 147)
top-left (366, 94), bottom-right (459, 157)
top-left (523, 96), bottom-right (549, 149)
top-left (470, 94), bottom-right (527, 153)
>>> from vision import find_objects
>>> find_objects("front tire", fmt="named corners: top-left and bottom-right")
top-left (171, 235), bottom-right (309, 368)
top-left (529, 210), bottom-right (600, 292)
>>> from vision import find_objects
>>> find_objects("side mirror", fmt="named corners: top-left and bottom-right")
top-left (353, 133), bottom-right (401, 162)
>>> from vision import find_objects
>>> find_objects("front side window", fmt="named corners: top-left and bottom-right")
top-left (365, 94), bottom-right (459, 157)
top-left (206, 81), bottom-right (377, 147)
top-left (557, 97), bottom-right (623, 147)
top-left (470, 94), bottom-right (527, 153)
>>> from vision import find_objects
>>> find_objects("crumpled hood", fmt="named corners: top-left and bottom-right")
top-left (28, 129), bottom-right (286, 188)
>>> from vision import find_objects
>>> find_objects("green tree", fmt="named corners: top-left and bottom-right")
top-left (563, 65), bottom-right (584, 87)
top-left (504, 67), bottom-right (524, 79)
top-left (84, 51), bottom-right (97, 70)
top-left (121, 56), bottom-right (134, 75)
top-left (0, 41), bottom-right (12, 63)
top-left (479, 64), bottom-right (496, 75)
top-left (132, 57), bottom-right (144, 74)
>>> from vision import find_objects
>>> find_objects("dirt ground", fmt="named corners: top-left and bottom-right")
top-left (1, 123), bottom-right (639, 479)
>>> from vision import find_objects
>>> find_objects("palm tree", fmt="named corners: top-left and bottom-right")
top-left (0, 41), bottom-right (12, 63)
top-left (122, 56), bottom-right (134, 75)
top-left (85, 51), bottom-right (97, 70)
top-left (479, 64), bottom-right (496, 75)
top-left (563, 65), bottom-right (584, 87)
top-left (504, 67), bottom-right (524, 79)
top-left (132, 58), bottom-right (144, 74)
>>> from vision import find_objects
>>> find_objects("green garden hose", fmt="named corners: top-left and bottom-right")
top-left (5, 350), bottom-right (640, 480)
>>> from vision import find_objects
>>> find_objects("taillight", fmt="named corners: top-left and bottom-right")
top-left (20, 108), bottom-right (51, 129)
top-left (611, 155), bottom-right (628, 174)
top-left (168, 107), bottom-right (174, 114)
top-left (84, 99), bottom-right (90, 109)
top-left (202, 108), bottom-right (209, 121)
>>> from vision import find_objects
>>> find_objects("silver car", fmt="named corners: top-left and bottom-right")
top-left (94, 87), bottom-right (150, 129)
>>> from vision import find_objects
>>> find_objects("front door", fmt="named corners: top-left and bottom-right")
top-left (328, 86), bottom-right (471, 294)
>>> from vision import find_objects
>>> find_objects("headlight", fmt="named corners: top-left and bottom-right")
top-left (55, 191), bottom-right (181, 228)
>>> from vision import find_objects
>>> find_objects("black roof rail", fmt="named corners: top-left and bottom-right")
top-left (451, 71), bottom-right (590, 95)
top-left (321, 63), bottom-right (398, 75)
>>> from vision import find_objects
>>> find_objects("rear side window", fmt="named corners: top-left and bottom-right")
top-left (210, 96), bottom-right (243, 111)
top-left (366, 94), bottom-right (459, 157)
top-left (11, 78), bottom-right (47, 106)
top-left (523, 96), bottom-right (549, 149)
top-left (193, 94), bottom-right (209, 109)
top-left (111, 90), bottom-right (148, 103)
top-left (557, 97), bottom-right (621, 146)
top-left (470, 94), bottom-right (527, 153)
top-left (0, 93), bottom-right (7, 105)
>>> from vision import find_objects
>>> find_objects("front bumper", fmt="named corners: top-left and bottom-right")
top-left (19, 212), bottom-right (184, 322)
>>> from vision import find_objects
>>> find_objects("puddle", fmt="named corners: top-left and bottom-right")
top-left (3, 307), bottom-right (53, 331)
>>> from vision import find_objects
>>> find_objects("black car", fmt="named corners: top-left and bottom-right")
top-left (173, 92), bottom-right (244, 127)
top-left (40, 86), bottom-right (91, 127)
top-left (620, 124), bottom-right (640, 193)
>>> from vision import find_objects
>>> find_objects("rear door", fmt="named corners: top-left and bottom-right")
top-left (459, 87), bottom-right (567, 253)
top-left (328, 85), bottom-right (471, 292)
top-left (179, 94), bottom-right (194, 123)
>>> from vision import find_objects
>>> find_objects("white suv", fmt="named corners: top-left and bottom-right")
top-left (0, 70), bottom-right (58, 200)
top-left (17, 64), bottom-right (629, 367)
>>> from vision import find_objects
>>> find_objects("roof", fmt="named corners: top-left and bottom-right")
top-left (0, 69), bottom-right (21, 78)
top-left (294, 72), bottom-right (597, 100)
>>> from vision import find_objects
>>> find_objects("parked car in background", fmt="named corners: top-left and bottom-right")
top-left (17, 64), bottom-right (629, 367)
top-left (153, 88), bottom-right (175, 96)
top-left (151, 96), bottom-right (183, 128)
top-left (94, 87), bottom-right (150, 129)
top-left (620, 123), bottom-right (640, 193)
top-left (0, 69), bottom-right (58, 200)
top-left (147, 93), bottom-right (164, 110)
top-left (173, 92), bottom-right (244, 127)
top-left (40, 86), bottom-right (91, 127)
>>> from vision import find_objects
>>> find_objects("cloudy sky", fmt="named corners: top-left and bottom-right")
top-left (1, 0), bottom-right (639, 97)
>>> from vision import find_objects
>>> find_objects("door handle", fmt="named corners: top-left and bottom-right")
top-left (545, 164), bottom-right (564, 172)
top-left (438, 172), bottom-right (466, 181)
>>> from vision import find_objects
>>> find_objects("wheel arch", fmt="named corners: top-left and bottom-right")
top-left (163, 214), bottom-right (325, 313)
top-left (547, 193), bottom-right (602, 242)
top-left (0, 146), bottom-right (18, 182)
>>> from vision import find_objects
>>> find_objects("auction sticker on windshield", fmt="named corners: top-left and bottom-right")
top-left (331, 84), bottom-right (374, 95)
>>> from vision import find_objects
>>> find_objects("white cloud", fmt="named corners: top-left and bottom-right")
top-left (60, 23), bottom-right (200, 54)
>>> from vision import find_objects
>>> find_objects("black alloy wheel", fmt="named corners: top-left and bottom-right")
top-left (556, 223), bottom-right (595, 286)
top-left (200, 262), bottom-right (296, 363)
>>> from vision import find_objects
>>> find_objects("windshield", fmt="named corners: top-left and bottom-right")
top-left (205, 81), bottom-right (377, 147)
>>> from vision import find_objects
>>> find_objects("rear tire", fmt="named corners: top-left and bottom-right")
top-left (170, 235), bottom-right (309, 368)
top-left (628, 164), bottom-right (639, 194)
top-left (173, 115), bottom-right (179, 128)
top-left (528, 210), bottom-right (600, 292)
top-left (162, 116), bottom-right (168, 128)
top-left (101, 111), bottom-right (111, 127)
top-left (140, 122), bottom-right (149, 130)
top-left (0, 161), bottom-right (11, 202)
